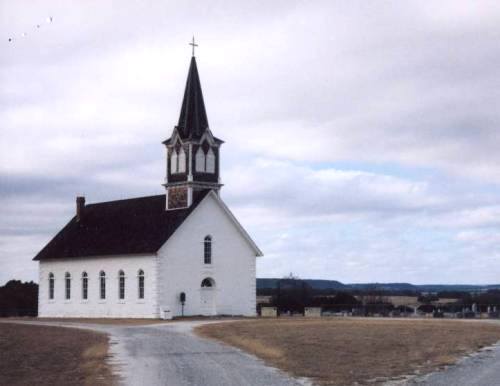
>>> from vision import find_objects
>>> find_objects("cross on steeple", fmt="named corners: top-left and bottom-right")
top-left (189, 36), bottom-right (198, 57)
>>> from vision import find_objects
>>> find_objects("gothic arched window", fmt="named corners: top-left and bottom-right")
top-left (195, 147), bottom-right (205, 172)
top-left (138, 269), bottom-right (145, 299)
top-left (82, 272), bottom-right (88, 300)
top-left (206, 148), bottom-right (215, 173)
top-left (204, 235), bottom-right (212, 265)
top-left (48, 273), bottom-right (55, 300)
top-left (178, 148), bottom-right (186, 173)
top-left (65, 272), bottom-right (71, 300)
top-left (99, 271), bottom-right (106, 300)
top-left (170, 150), bottom-right (178, 174)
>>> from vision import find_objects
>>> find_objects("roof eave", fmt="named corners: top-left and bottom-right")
top-left (36, 252), bottom-right (158, 262)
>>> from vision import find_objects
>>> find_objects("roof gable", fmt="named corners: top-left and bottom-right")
top-left (209, 192), bottom-right (263, 257)
top-left (33, 190), bottom-right (210, 261)
top-left (162, 191), bottom-right (263, 257)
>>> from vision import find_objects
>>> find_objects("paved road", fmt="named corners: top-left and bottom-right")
top-left (403, 342), bottom-right (500, 386)
top-left (107, 321), bottom-right (309, 386)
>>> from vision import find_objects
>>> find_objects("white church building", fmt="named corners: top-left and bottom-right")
top-left (34, 53), bottom-right (263, 318)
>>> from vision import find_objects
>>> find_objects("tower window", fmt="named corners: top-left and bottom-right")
top-left (138, 269), bottom-right (145, 299)
top-left (204, 235), bottom-right (212, 264)
top-left (170, 148), bottom-right (186, 174)
top-left (178, 148), bottom-right (186, 173)
top-left (99, 271), bottom-right (106, 300)
top-left (48, 273), bottom-right (54, 300)
top-left (206, 148), bottom-right (215, 173)
top-left (82, 272), bottom-right (88, 300)
top-left (170, 150), bottom-right (178, 174)
top-left (65, 272), bottom-right (71, 300)
top-left (118, 270), bottom-right (125, 300)
top-left (195, 147), bottom-right (205, 172)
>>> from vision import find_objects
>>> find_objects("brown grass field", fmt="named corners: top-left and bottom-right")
top-left (196, 318), bottom-right (500, 385)
top-left (0, 323), bottom-right (115, 386)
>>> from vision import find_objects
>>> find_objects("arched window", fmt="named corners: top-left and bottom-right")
top-left (178, 148), bottom-right (186, 173)
top-left (48, 273), bottom-right (55, 300)
top-left (82, 272), bottom-right (88, 300)
top-left (206, 148), bottom-right (215, 173)
top-left (99, 271), bottom-right (106, 300)
top-left (170, 150), bottom-right (178, 174)
top-left (204, 235), bottom-right (212, 265)
top-left (65, 272), bottom-right (71, 300)
top-left (195, 147), bottom-right (205, 172)
top-left (138, 269), bottom-right (145, 299)
top-left (201, 277), bottom-right (215, 287)
top-left (118, 270), bottom-right (125, 300)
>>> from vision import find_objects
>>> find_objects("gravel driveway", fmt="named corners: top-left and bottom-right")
top-left (106, 321), bottom-right (309, 386)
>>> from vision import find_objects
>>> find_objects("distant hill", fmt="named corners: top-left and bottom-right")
top-left (348, 283), bottom-right (418, 292)
top-left (415, 284), bottom-right (500, 293)
top-left (258, 278), bottom-right (347, 291)
top-left (257, 278), bottom-right (500, 293)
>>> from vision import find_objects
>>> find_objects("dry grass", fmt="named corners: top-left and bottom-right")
top-left (196, 318), bottom-right (500, 385)
top-left (0, 323), bottom-right (115, 386)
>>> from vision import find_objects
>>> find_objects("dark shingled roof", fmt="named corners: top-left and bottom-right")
top-left (33, 190), bottom-right (210, 261)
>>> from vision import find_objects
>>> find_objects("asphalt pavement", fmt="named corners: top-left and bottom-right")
top-left (106, 321), bottom-right (309, 386)
top-left (404, 342), bottom-right (500, 386)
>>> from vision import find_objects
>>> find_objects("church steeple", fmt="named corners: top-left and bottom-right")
top-left (176, 56), bottom-right (209, 140)
top-left (163, 47), bottom-right (224, 211)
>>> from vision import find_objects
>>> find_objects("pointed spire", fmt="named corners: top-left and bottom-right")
top-left (176, 56), bottom-right (209, 140)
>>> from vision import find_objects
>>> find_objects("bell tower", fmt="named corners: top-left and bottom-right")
top-left (162, 46), bottom-right (223, 210)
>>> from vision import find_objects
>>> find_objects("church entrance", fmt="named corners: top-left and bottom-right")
top-left (200, 277), bottom-right (216, 316)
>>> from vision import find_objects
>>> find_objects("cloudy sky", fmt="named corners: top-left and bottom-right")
top-left (1, 0), bottom-right (500, 285)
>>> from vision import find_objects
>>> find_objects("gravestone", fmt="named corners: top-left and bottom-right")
top-left (261, 306), bottom-right (278, 318)
top-left (304, 307), bottom-right (322, 317)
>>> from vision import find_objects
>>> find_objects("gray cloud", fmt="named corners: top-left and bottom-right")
top-left (1, 1), bottom-right (500, 284)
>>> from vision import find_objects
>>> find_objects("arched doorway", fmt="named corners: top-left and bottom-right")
top-left (200, 277), bottom-right (216, 315)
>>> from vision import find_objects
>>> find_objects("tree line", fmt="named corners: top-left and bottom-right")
top-left (0, 280), bottom-right (38, 317)
top-left (259, 277), bottom-right (500, 316)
